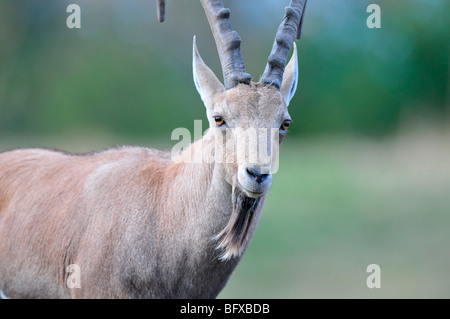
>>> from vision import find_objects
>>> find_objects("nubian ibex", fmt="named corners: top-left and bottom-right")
top-left (0, 0), bottom-right (307, 298)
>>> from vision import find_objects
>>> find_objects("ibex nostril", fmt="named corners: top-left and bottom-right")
top-left (246, 167), bottom-right (270, 183)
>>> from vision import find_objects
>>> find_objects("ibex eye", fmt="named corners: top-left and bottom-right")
top-left (280, 120), bottom-right (291, 131)
top-left (214, 116), bottom-right (226, 127)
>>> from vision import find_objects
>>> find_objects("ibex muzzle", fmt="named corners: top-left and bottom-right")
top-left (0, 0), bottom-right (307, 298)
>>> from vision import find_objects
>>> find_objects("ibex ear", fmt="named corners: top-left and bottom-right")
top-left (280, 43), bottom-right (298, 107)
top-left (193, 36), bottom-right (225, 108)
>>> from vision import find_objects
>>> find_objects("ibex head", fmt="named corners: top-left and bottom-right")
top-left (189, 0), bottom-right (306, 259)
top-left (193, 0), bottom-right (306, 199)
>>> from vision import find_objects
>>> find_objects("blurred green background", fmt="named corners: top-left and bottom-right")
top-left (0, 0), bottom-right (449, 298)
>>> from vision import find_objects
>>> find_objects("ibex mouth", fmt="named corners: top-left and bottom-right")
top-left (242, 189), bottom-right (265, 198)
top-left (213, 187), bottom-right (261, 261)
top-left (238, 185), bottom-right (267, 199)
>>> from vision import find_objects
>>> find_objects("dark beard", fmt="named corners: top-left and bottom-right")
top-left (214, 187), bottom-right (261, 261)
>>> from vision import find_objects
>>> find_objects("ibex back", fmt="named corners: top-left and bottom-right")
top-left (0, 0), bottom-right (307, 298)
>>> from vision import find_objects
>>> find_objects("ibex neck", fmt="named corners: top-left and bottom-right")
top-left (146, 130), bottom-right (264, 298)
top-left (171, 131), bottom-right (234, 240)
top-left (152, 133), bottom-right (238, 297)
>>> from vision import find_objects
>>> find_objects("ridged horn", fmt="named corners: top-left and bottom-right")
top-left (260, 0), bottom-right (307, 89)
top-left (156, 0), bottom-right (165, 22)
top-left (199, 0), bottom-right (252, 89)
